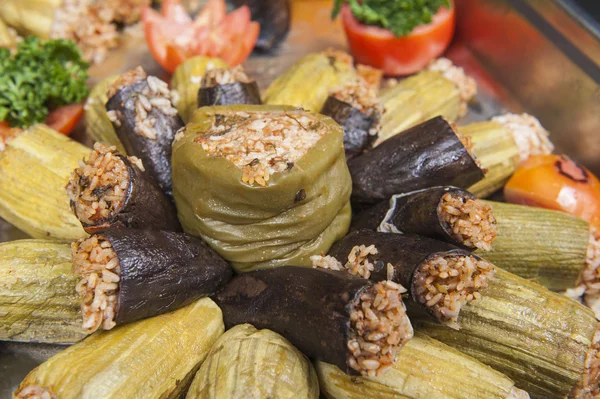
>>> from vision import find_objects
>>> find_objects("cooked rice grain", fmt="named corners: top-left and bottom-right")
top-left (348, 281), bottom-right (413, 377)
top-left (330, 79), bottom-right (384, 137)
top-left (196, 112), bottom-right (328, 186)
top-left (492, 113), bottom-right (554, 161)
top-left (201, 65), bottom-right (251, 87)
top-left (438, 192), bottom-right (498, 251)
top-left (413, 254), bottom-right (495, 329)
top-left (72, 234), bottom-right (121, 333)
top-left (311, 245), bottom-right (387, 281)
top-left (66, 143), bottom-right (130, 226)
top-left (427, 58), bottom-right (477, 116)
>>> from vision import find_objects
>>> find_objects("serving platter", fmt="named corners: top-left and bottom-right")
top-left (1, 0), bottom-right (598, 397)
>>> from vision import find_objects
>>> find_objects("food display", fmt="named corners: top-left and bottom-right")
top-left (3, 1), bottom-right (600, 399)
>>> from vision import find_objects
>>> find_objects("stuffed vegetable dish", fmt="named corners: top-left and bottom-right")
top-left (4, 2), bottom-right (600, 399)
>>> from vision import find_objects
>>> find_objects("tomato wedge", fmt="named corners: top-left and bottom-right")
top-left (142, 0), bottom-right (259, 73)
top-left (45, 103), bottom-right (85, 135)
top-left (505, 154), bottom-right (600, 229)
top-left (341, 1), bottom-right (455, 76)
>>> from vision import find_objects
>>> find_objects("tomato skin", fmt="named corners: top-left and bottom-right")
top-left (143, 0), bottom-right (259, 73)
top-left (45, 103), bottom-right (84, 135)
top-left (341, 2), bottom-right (455, 76)
top-left (505, 155), bottom-right (600, 228)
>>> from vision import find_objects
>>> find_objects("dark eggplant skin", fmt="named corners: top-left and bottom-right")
top-left (197, 81), bottom-right (262, 107)
top-left (232, 0), bottom-right (291, 50)
top-left (327, 230), bottom-right (472, 308)
top-left (102, 229), bottom-right (233, 326)
top-left (351, 187), bottom-right (477, 249)
top-left (212, 266), bottom-right (373, 375)
top-left (321, 96), bottom-right (378, 160)
top-left (72, 155), bottom-right (181, 233)
top-left (106, 79), bottom-right (184, 197)
top-left (348, 116), bottom-right (486, 210)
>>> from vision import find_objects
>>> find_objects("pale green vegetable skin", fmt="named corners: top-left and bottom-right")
top-left (17, 298), bottom-right (224, 399)
top-left (187, 324), bottom-right (319, 399)
top-left (414, 268), bottom-right (598, 399)
top-left (316, 333), bottom-right (526, 399)
top-left (172, 105), bottom-right (352, 272)
top-left (84, 74), bottom-right (127, 153)
top-left (0, 239), bottom-right (87, 344)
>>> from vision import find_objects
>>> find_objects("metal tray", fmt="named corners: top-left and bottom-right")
top-left (1, 0), bottom-right (599, 396)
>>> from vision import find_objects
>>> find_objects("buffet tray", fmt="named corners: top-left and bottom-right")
top-left (1, 0), bottom-right (599, 396)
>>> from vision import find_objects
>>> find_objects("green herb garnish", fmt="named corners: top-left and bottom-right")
top-left (0, 37), bottom-right (89, 128)
top-left (332, 0), bottom-right (451, 37)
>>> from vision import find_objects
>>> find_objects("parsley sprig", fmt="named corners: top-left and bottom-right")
top-left (0, 37), bottom-right (89, 128)
top-left (332, 0), bottom-right (451, 37)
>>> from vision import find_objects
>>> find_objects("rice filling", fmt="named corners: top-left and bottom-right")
top-left (413, 255), bottom-right (495, 329)
top-left (72, 234), bottom-right (121, 333)
top-left (312, 245), bottom-right (380, 280)
top-left (195, 111), bottom-right (328, 186)
top-left (66, 143), bottom-right (131, 226)
top-left (438, 192), bottom-right (498, 251)
top-left (14, 386), bottom-right (55, 399)
top-left (201, 66), bottom-right (252, 87)
top-left (330, 79), bottom-right (384, 137)
top-left (427, 58), bottom-right (477, 116)
top-left (492, 113), bottom-right (554, 161)
top-left (107, 67), bottom-right (179, 140)
top-left (569, 325), bottom-right (600, 399)
top-left (347, 281), bottom-right (413, 377)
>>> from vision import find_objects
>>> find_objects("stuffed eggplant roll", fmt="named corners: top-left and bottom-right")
top-left (198, 66), bottom-right (262, 107)
top-left (320, 230), bottom-right (495, 329)
top-left (349, 116), bottom-right (486, 209)
top-left (105, 67), bottom-right (183, 196)
top-left (172, 105), bottom-right (351, 272)
top-left (71, 229), bottom-right (232, 333)
top-left (351, 187), bottom-right (497, 251)
top-left (14, 298), bottom-right (223, 399)
top-left (66, 143), bottom-right (181, 233)
top-left (321, 79), bottom-right (384, 160)
top-left (213, 266), bottom-right (413, 377)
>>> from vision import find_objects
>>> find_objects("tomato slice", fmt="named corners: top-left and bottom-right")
top-left (505, 155), bottom-right (600, 229)
top-left (45, 103), bottom-right (84, 135)
top-left (143, 0), bottom-right (258, 73)
top-left (341, 1), bottom-right (455, 76)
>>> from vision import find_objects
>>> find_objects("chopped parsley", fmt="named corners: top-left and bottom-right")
top-left (332, 0), bottom-right (451, 37)
top-left (0, 37), bottom-right (89, 128)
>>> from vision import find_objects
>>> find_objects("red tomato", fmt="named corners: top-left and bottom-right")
top-left (505, 155), bottom-right (600, 229)
top-left (340, 2), bottom-right (455, 76)
top-left (45, 104), bottom-right (84, 135)
top-left (142, 0), bottom-right (259, 73)
top-left (0, 121), bottom-right (23, 144)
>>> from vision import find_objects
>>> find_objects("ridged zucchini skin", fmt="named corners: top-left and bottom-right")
top-left (413, 268), bottom-right (599, 399)
top-left (316, 333), bottom-right (528, 399)
top-left (458, 121), bottom-right (521, 198)
top-left (84, 75), bottom-right (126, 153)
top-left (475, 201), bottom-right (589, 290)
top-left (15, 298), bottom-right (224, 399)
top-left (377, 70), bottom-right (462, 144)
top-left (0, 239), bottom-right (87, 344)
top-left (187, 324), bottom-right (319, 399)
top-left (171, 56), bottom-right (229, 123)
top-left (0, 124), bottom-right (88, 241)
top-left (262, 52), bottom-right (358, 112)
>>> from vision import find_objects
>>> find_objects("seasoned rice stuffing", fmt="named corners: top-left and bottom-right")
top-left (427, 58), bottom-right (477, 116)
top-left (50, 0), bottom-right (119, 64)
top-left (72, 234), bottom-right (121, 333)
top-left (348, 281), bottom-right (413, 377)
top-left (14, 386), bottom-right (55, 399)
top-left (356, 64), bottom-right (383, 91)
top-left (330, 78), bottom-right (384, 137)
top-left (104, 0), bottom-right (150, 24)
top-left (196, 111), bottom-right (329, 186)
top-left (66, 143), bottom-right (134, 226)
top-left (201, 66), bottom-right (251, 87)
top-left (312, 245), bottom-right (383, 280)
top-left (413, 255), bottom-right (495, 329)
top-left (570, 325), bottom-right (600, 399)
top-left (438, 192), bottom-right (497, 251)
top-left (107, 67), bottom-right (179, 140)
top-left (492, 113), bottom-right (554, 161)
top-left (324, 48), bottom-right (354, 66)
